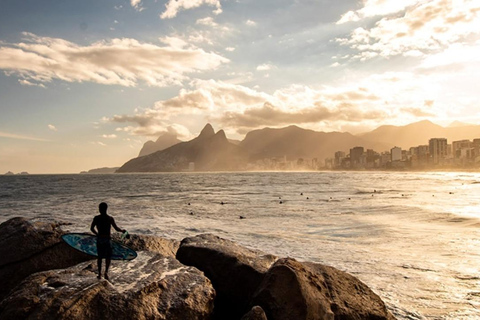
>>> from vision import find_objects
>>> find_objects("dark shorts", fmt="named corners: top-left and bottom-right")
top-left (97, 238), bottom-right (112, 258)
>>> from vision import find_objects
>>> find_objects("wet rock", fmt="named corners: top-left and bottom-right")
top-left (176, 233), bottom-right (277, 319)
top-left (241, 306), bottom-right (268, 320)
top-left (0, 252), bottom-right (215, 320)
top-left (112, 233), bottom-right (180, 257)
top-left (0, 217), bottom-right (92, 301)
top-left (252, 258), bottom-right (396, 320)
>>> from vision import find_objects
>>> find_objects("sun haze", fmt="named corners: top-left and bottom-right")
top-left (0, 0), bottom-right (479, 173)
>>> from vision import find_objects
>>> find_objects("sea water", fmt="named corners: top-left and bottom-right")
top-left (1, 171), bottom-right (480, 319)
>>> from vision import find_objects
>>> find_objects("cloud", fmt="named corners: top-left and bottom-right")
top-left (0, 33), bottom-right (229, 87)
top-left (101, 134), bottom-right (117, 139)
top-left (161, 0), bottom-right (222, 19)
top-left (337, 0), bottom-right (480, 60)
top-left (225, 47), bottom-right (235, 52)
top-left (0, 131), bottom-right (48, 141)
top-left (245, 20), bottom-right (257, 26)
top-left (337, 0), bottom-right (419, 24)
top-left (48, 124), bottom-right (57, 131)
top-left (130, 0), bottom-right (144, 11)
top-left (18, 79), bottom-right (46, 88)
top-left (196, 17), bottom-right (218, 27)
top-left (107, 74), bottom-right (445, 136)
top-left (256, 63), bottom-right (275, 71)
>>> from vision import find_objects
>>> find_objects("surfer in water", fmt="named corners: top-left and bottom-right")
top-left (90, 202), bottom-right (126, 280)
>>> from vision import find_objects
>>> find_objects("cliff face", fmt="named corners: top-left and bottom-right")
top-left (117, 124), bottom-right (248, 172)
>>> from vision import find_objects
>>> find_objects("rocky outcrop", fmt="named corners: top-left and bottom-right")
top-left (176, 234), bottom-right (277, 319)
top-left (251, 258), bottom-right (395, 320)
top-left (0, 218), bottom-right (93, 301)
top-left (0, 252), bottom-right (215, 320)
top-left (0, 218), bottom-right (397, 320)
top-left (241, 306), bottom-right (268, 320)
top-left (112, 233), bottom-right (179, 258)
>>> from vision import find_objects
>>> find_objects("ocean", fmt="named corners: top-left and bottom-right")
top-left (1, 171), bottom-right (480, 319)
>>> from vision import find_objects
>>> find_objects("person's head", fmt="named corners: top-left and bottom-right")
top-left (99, 202), bottom-right (108, 215)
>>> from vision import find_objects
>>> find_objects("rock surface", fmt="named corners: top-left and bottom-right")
top-left (112, 233), bottom-right (179, 258)
top-left (0, 252), bottom-right (215, 320)
top-left (0, 217), bottom-right (93, 301)
top-left (176, 233), bottom-right (277, 319)
top-left (251, 257), bottom-right (396, 320)
top-left (241, 306), bottom-right (268, 320)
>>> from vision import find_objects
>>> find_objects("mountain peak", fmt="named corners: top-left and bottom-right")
top-left (215, 129), bottom-right (227, 140)
top-left (199, 123), bottom-right (215, 138)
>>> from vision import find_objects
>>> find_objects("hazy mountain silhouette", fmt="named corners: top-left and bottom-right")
top-left (448, 121), bottom-right (472, 128)
top-left (138, 132), bottom-right (182, 157)
top-left (358, 120), bottom-right (480, 149)
top-left (117, 124), bottom-right (248, 172)
top-left (240, 125), bottom-right (389, 161)
top-left (118, 120), bottom-right (480, 172)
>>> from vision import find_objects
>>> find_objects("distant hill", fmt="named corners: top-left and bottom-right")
top-left (81, 167), bottom-right (119, 174)
top-left (240, 125), bottom-right (389, 161)
top-left (138, 132), bottom-right (182, 157)
top-left (117, 124), bottom-right (248, 172)
top-left (358, 120), bottom-right (480, 149)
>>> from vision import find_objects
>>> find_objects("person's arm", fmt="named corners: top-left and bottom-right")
top-left (90, 218), bottom-right (98, 236)
top-left (111, 217), bottom-right (126, 233)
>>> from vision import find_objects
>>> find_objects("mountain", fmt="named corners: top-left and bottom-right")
top-left (138, 132), bottom-right (182, 157)
top-left (240, 125), bottom-right (389, 161)
top-left (448, 121), bottom-right (472, 128)
top-left (358, 120), bottom-right (480, 149)
top-left (117, 124), bottom-right (248, 172)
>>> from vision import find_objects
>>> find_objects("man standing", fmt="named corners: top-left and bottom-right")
top-left (90, 202), bottom-right (126, 280)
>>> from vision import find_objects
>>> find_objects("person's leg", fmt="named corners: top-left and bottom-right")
top-left (105, 258), bottom-right (111, 280)
top-left (97, 258), bottom-right (102, 279)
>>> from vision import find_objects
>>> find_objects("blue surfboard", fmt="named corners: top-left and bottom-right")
top-left (61, 233), bottom-right (137, 260)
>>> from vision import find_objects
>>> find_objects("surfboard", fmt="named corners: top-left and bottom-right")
top-left (61, 233), bottom-right (137, 260)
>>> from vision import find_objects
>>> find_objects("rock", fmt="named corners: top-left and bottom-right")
top-left (0, 252), bottom-right (215, 320)
top-left (176, 234), bottom-right (277, 319)
top-left (241, 306), bottom-right (268, 320)
top-left (0, 218), bottom-right (93, 301)
top-left (112, 233), bottom-right (180, 258)
top-left (251, 258), bottom-right (396, 320)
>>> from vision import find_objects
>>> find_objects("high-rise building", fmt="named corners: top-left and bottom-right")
top-left (349, 147), bottom-right (364, 166)
top-left (391, 147), bottom-right (402, 162)
top-left (452, 140), bottom-right (472, 158)
top-left (429, 138), bottom-right (448, 164)
top-left (334, 151), bottom-right (345, 168)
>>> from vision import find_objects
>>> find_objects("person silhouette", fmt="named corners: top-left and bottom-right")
top-left (90, 202), bottom-right (126, 280)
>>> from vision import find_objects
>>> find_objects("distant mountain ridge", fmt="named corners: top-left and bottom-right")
top-left (117, 120), bottom-right (480, 172)
top-left (358, 120), bottom-right (480, 149)
top-left (138, 132), bottom-right (182, 157)
top-left (117, 124), bottom-right (248, 172)
top-left (240, 125), bottom-right (388, 162)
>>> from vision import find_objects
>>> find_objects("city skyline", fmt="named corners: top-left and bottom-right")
top-left (1, 1), bottom-right (480, 173)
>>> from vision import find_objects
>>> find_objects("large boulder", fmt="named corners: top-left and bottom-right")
top-left (0, 217), bottom-right (92, 301)
top-left (251, 258), bottom-right (396, 320)
top-left (176, 234), bottom-right (277, 319)
top-left (241, 306), bottom-right (268, 320)
top-left (0, 252), bottom-right (215, 320)
top-left (112, 233), bottom-right (179, 258)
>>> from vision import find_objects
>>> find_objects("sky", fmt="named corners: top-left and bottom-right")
top-left (1, 0), bottom-right (480, 173)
